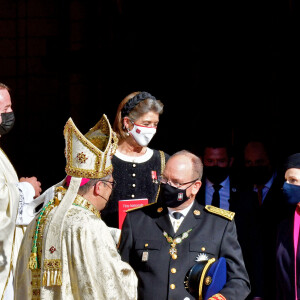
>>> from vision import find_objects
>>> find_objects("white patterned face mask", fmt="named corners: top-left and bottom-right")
top-left (128, 123), bottom-right (157, 147)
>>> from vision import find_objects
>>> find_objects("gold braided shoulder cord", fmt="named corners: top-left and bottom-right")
top-left (198, 258), bottom-right (216, 300)
top-left (154, 150), bottom-right (166, 202)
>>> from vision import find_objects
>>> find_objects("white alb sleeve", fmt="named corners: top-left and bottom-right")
top-left (16, 182), bottom-right (38, 225)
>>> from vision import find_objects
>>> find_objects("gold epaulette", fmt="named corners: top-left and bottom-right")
top-left (205, 205), bottom-right (235, 221)
top-left (126, 202), bottom-right (156, 213)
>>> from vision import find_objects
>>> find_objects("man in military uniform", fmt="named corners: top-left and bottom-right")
top-left (119, 150), bottom-right (250, 300)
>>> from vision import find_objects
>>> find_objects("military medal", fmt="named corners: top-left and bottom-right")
top-left (151, 171), bottom-right (158, 183)
top-left (142, 251), bottom-right (149, 262)
top-left (163, 229), bottom-right (192, 257)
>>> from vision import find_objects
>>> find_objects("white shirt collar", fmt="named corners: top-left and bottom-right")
top-left (115, 148), bottom-right (153, 163)
top-left (168, 201), bottom-right (194, 218)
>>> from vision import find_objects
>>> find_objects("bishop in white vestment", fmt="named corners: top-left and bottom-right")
top-left (14, 115), bottom-right (137, 299)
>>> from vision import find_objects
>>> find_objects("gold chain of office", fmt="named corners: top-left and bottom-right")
top-left (163, 229), bottom-right (192, 257)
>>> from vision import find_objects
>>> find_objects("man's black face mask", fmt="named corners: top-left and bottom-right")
top-left (204, 166), bottom-right (230, 184)
top-left (0, 112), bottom-right (15, 135)
top-left (244, 166), bottom-right (272, 185)
top-left (160, 183), bottom-right (193, 208)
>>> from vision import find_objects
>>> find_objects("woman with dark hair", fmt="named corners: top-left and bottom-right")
top-left (101, 91), bottom-right (169, 228)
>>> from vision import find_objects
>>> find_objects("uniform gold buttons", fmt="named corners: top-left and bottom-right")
top-left (170, 284), bottom-right (176, 289)
top-left (171, 268), bottom-right (176, 273)
top-left (157, 207), bottom-right (163, 213)
top-left (201, 247), bottom-right (205, 251)
top-left (131, 194), bottom-right (135, 198)
top-left (132, 173), bottom-right (136, 177)
top-left (193, 210), bottom-right (201, 216)
top-left (172, 254), bottom-right (177, 260)
top-left (133, 164), bottom-right (136, 167)
top-left (145, 243), bottom-right (148, 247)
top-left (205, 276), bottom-right (212, 285)
top-left (132, 183), bottom-right (136, 187)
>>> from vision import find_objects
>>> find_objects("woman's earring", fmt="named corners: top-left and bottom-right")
top-left (124, 126), bottom-right (130, 136)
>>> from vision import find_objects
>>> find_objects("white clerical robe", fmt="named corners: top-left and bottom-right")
top-left (0, 147), bottom-right (43, 300)
top-left (14, 202), bottom-right (137, 300)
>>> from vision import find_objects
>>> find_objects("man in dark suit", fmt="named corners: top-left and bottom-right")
top-left (197, 140), bottom-right (235, 210)
top-left (240, 139), bottom-right (288, 300)
top-left (196, 140), bottom-right (263, 299)
top-left (119, 150), bottom-right (250, 300)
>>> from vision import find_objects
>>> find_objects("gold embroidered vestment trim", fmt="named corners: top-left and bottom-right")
top-left (28, 187), bottom-right (101, 298)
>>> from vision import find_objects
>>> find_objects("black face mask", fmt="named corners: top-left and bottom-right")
top-left (0, 112), bottom-right (15, 135)
top-left (160, 183), bottom-right (191, 208)
top-left (204, 166), bottom-right (230, 184)
top-left (244, 166), bottom-right (272, 185)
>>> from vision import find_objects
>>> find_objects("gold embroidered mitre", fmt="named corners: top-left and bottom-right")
top-left (64, 114), bottom-right (118, 178)
top-left (39, 115), bottom-right (117, 288)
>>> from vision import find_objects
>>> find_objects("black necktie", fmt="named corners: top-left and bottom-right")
top-left (256, 185), bottom-right (264, 206)
top-left (172, 212), bottom-right (183, 220)
top-left (211, 184), bottom-right (222, 208)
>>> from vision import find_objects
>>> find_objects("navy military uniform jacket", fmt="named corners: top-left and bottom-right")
top-left (119, 200), bottom-right (250, 300)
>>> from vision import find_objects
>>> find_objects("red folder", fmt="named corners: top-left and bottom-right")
top-left (118, 198), bottom-right (148, 229)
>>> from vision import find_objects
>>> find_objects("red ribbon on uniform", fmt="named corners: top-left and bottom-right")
top-left (151, 171), bottom-right (157, 181)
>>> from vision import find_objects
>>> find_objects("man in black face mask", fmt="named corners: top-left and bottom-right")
top-left (197, 141), bottom-right (235, 210)
top-left (0, 82), bottom-right (43, 300)
top-left (243, 140), bottom-right (276, 200)
top-left (238, 138), bottom-right (288, 300)
top-left (119, 150), bottom-right (250, 300)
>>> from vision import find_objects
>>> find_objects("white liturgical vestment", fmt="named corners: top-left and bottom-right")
top-left (0, 147), bottom-right (43, 300)
top-left (14, 194), bottom-right (137, 300)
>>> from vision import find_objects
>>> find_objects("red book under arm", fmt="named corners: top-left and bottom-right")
top-left (118, 198), bottom-right (149, 229)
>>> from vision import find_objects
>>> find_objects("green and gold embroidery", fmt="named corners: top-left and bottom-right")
top-left (28, 186), bottom-right (64, 299)
top-left (27, 186), bottom-right (100, 299)
top-left (163, 229), bottom-right (192, 257)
